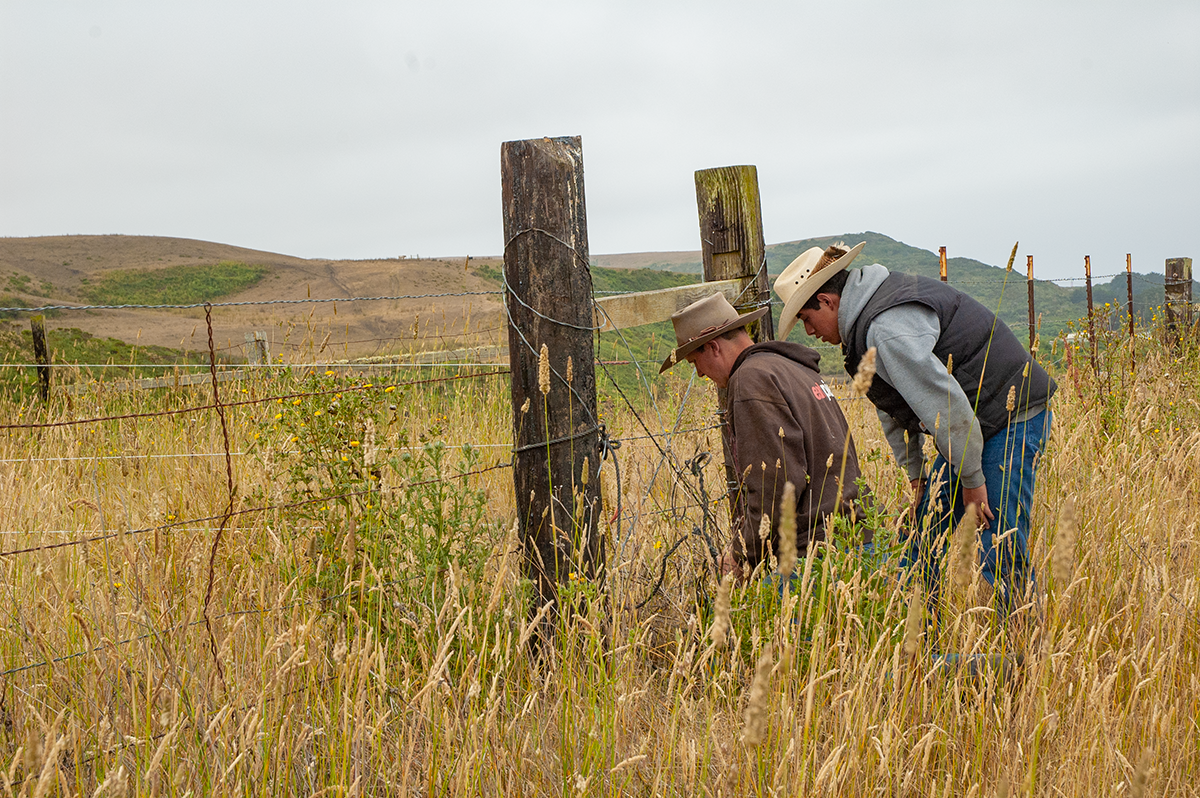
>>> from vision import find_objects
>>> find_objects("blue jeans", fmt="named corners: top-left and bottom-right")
top-left (905, 410), bottom-right (1052, 617)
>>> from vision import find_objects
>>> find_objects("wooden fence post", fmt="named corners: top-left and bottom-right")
top-left (1126, 254), bottom-right (1135, 374)
top-left (501, 136), bottom-right (603, 625)
top-left (1085, 255), bottom-right (1097, 375)
top-left (694, 165), bottom-right (773, 518)
top-left (1165, 257), bottom-right (1193, 349)
top-left (1027, 255), bottom-right (1036, 355)
top-left (30, 315), bottom-right (50, 401)
top-left (244, 331), bottom-right (269, 365)
top-left (939, 247), bottom-right (948, 282)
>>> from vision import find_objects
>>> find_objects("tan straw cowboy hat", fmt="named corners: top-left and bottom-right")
top-left (658, 293), bottom-right (768, 373)
top-left (773, 240), bottom-right (866, 341)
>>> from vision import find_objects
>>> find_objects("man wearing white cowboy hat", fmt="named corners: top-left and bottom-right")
top-left (661, 292), bottom-right (870, 576)
top-left (775, 241), bottom-right (1055, 620)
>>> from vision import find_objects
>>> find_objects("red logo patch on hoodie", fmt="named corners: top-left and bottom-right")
top-left (811, 383), bottom-right (835, 400)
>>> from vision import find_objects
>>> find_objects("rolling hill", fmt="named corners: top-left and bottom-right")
top-left (0, 232), bottom-right (1184, 379)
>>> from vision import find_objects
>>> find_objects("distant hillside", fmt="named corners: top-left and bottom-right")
top-left (1, 233), bottom-right (1184, 376)
top-left (595, 231), bottom-right (1190, 342)
top-left (0, 235), bottom-right (506, 359)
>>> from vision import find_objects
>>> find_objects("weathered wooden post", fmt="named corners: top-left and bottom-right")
top-left (1165, 257), bottom-right (1193, 348)
top-left (244, 331), bottom-right (269, 365)
top-left (694, 165), bottom-right (773, 515)
top-left (939, 247), bottom-right (948, 282)
top-left (30, 314), bottom-right (50, 401)
top-left (501, 136), bottom-right (603, 623)
top-left (1085, 255), bottom-right (1097, 376)
top-left (1126, 254), bottom-right (1135, 374)
top-left (1027, 255), bottom-right (1036, 355)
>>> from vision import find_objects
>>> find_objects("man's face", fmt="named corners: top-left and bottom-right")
top-left (797, 294), bottom-right (841, 345)
top-left (685, 341), bottom-right (731, 389)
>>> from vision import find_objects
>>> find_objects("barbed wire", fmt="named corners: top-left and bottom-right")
top-left (0, 289), bottom-right (505, 314)
top-left (0, 568), bottom-right (459, 679)
top-left (0, 268), bottom-right (1187, 316)
top-left (0, 368), bottom-right (509, 430)
top-left (0, 459), bottom-right (514, 558)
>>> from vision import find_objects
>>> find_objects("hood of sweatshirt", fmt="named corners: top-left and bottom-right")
top-left (730, 339), bottom-right (822, 377)
top-left (837, 263), bottom-right (890, 343)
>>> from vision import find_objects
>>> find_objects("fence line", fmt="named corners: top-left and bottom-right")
top-left (1, 246), bottom-right (1192, 686)
top-left (0, 459), bottom-right (515, 558)
top-left (0, 426), bottom-right (725, 467)
top-left (0, 290), bottom-right (506, 314)
top-left (0, 368), bottom-right (508, 430)
top-left (0, 271), bottom-right (1183, 316)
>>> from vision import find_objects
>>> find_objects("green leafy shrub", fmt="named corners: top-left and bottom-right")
top-left (251, 370), bottom-right (495, 654)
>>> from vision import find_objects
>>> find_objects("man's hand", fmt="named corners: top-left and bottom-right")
top-left (718, 550), bottom-right (745, 583)
top-left (962, 484), bottom-right (994, 529)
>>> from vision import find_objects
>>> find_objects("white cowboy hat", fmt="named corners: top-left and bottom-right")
top-left (659, 293), bottom-right (768, 373)
top-left (774, 241), bottom-right (866, 341)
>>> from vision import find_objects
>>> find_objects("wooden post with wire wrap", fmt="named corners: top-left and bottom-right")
top-left (501, 135), bottom-right (604, 635)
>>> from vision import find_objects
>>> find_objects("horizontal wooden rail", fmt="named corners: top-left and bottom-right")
top-left (592, 277), bottom-right (745, 332)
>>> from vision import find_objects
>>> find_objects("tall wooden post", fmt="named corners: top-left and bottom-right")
top-left (939, 247), bottom-right (948, 282)
top-left (1126, 254), bottom-right (1135, 374)
top-left (694, 165), bottom-right (773, 517)
top-left (30, 315), bottom-right (50, 401)
top-left (1165, 257), bottom-right (1193, 348)
top-left (1026, 255), bottom-right (1036, 355)
top-left (1085, 256), bottom-right (1097, 376)
top-left (501, 136), bottom-right (603, 622)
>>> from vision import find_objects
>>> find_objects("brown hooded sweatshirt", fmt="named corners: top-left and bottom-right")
top-left (725, 341), bottom-right (869, 568)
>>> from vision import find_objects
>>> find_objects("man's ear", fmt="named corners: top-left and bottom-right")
top-left (819, 292), bottom-right (840, 311)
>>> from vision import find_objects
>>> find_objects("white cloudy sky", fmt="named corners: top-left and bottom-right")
top-left (2, 1), bottom-right (1197, 280)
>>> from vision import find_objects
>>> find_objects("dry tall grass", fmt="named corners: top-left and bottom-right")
top-left (0, 321), bottom-right (1197, 796)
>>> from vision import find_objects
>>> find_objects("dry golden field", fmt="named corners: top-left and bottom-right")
top-left (0, 294), bottom-right (1198, 796)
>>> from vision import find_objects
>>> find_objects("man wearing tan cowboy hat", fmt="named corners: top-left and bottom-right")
top-left (660, 293), bottom-right (869, 577)
top-left (775, 241), bottom-right (1055, 620)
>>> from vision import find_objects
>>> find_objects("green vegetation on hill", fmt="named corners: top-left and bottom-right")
top-left (6, 272), bottom-right (54, 298)
top-left (0, 326), bottom-right (214, 401)
top-left (79, 261), bottom-right (269, 305)
top-left (0, 295), bottom-right (30, 321)
top-left (591, 267), bottom-right (698, 294)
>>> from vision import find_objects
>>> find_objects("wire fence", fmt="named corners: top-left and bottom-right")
top-left (0, 283), bottom-right (745, 695)
top-left (1, 264), bottom-right (1194, 702)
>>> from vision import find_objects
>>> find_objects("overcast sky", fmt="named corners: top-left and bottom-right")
top-left (2, 1), bottom-right (1196, 280)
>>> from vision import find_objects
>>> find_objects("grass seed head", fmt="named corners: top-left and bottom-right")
top-left (363, 417), bottom-right (377, 468)
top-left (1053, 497), bottom-right (1078, 588)
top-left (903, 588), bottom-right (924, 656)
top-left (742, 644), bottom-right (773, 746)
top-left (851, 346), bottom-right (877, 397)
top-left (712, 573), bottom-right (733, 648)
top-left (1006, 385), bottom-right (1017, 413)
top-left (778, 482), bottom-right (798, 580)
top-left (538, 344), bottom-right (550, 395)
top-left (950, 503), bottom-right (979, 590)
